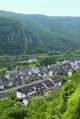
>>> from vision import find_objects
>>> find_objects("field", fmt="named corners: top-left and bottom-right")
top-left (0, 52), bottom-right (80, 68)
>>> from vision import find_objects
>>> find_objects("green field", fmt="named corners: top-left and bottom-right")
top-left (0, 52), bottom-right (80, 68)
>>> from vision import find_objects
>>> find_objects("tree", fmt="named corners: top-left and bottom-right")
top-left (35, 63), bottom-right (40, 67)
top-left (22, 62), bottom-right (28, 66)
top-left (7, 64), bottom-right (12, 71)
top-left (59, 81), bottom-right (76, 113)
top-left (8, 91), bottom-right (16, 100)
top-left (63, 86), bottom-right (80, 119)
top-left (40, 57), bottom-right (55, 66)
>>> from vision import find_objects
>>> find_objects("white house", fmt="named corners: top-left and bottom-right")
top-left (23, 96), bottom-right (30, 105)
top-left (68, 69), bottom-right (72, 77)
top-left (16, 91), bottom-right (26, 99)
top-left (52, 77), bottom-right (62, 87)
top-left (48, 71), bottom-right (53, 76)
top-left (0, 84), bottom-right (4, 90)
top-left (28, 58), bottom-right (38, 63)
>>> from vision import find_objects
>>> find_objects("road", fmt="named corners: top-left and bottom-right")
top-left (0, 53), bottom-right (48, 58)
top-left (0, 80), bottom-right (43, 94)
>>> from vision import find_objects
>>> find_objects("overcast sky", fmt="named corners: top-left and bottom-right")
top-left (0, 0), bottom-right (80, 16)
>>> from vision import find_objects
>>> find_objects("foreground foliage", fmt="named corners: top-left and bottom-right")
top-left (0, 70), bottom-right (80, 119)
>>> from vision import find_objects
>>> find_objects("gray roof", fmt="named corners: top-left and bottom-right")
top-left (23, 95), bottom-right (30, 101)
top-left (43, 79), bottom-right (55, 88)
top-left (52, 77), bottom-right (62, 84)
top-left (0, 74), bottom-right (7, 85)
top-left (23, 91), bottom-right (40, 101)
top-left (18, 85), bottom-right (35, 95)
top-left (18, 78), bottom-right (56, 96)
top-left (27, 91), bottom-right (39, 98)
top-left (0, 93), bottom-right (8, 99)
top-left (0, 79), bottom-right (4, 85)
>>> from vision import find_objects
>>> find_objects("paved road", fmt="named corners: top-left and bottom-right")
top-left (0, 80), bottom-right (44, 94)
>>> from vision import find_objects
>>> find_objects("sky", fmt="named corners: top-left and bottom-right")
top-left (0, 0), bottom-right (80, 16)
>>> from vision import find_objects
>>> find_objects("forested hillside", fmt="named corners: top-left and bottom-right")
top-left (1, 10), bottom-right (80, 54)
top-left (0, 16), bottom-right (41, 55)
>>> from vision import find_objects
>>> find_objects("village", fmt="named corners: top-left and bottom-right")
top-left (0, 58), bottom-right (80, 105)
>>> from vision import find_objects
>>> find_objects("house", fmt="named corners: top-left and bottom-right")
top-left (27, 90), bottom-right (39, 97)
top-left (0, 74), bottom-right (7, 90)
top-left (68, 69), bottom-right (72, 77)
top-left (43, 78), bottom-right (55, 89)
top-left (52, 77), bottom-right (62, 87)
top-left (28, 58), bottom-right (38, 63)
top-left (23, 96), bottom-right (30, 105)
top-left (23, 91), bottom-right (40, 105)
top-left (0, 93), bottom-right (8, 100)
top-left (42, 73), bottom-right (47, 78)
top-left (47, 65), bottom-right (51, 69)
top-left (6, 70), bottom-right (19, 78)
top-left (8, 74), bottom-right (23, 86)
top-left (70, 61), bottom-right (76, 70)
top-left (5, 71), bottom-right (11, 79)
top-left (31, 67), bottom-right (40, 74)
top-left (43, 89), bottom-right (52, 96)
top-left (18, 85), bottom-right (45, 105)
top-left (7, 69), bottom-right (30, 86)
top-left (76, 62), bottom-right (80, 69)
top-left (34, 82), bottom-right (46, 92)
top-left (16, 85), bottom-right (35, 99)
top-left (16, 76), bottom-right (62, 104)
top-left (16, 78), bottom-right (56, 99)
top-left (0, 79), bottom-right (4, 90)
top-left (16, 89), bottom-right (26, 98)
top-left (7, 80), bottom-right (13, 86)
top-left (58, 67), bottom-right (66, 74)
top-left (39, 67), bottom-right (48, 73)
top-left (16, 85), bottom-right (40, 105)
top-left (63, 60), bottom-right (70, 64)
top-left (65, 64), bottom-right (72, 71)
top-left (48, 71), bottom-right (53, 76)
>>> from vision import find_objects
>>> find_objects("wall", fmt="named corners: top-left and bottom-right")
top-left (16, 91), bottom-right (26, 98)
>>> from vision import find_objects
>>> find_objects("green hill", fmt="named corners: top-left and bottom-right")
top-left (0, 16), bottom-right (41, 55)
top-left (0, 10), bottom-right (80, 54)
